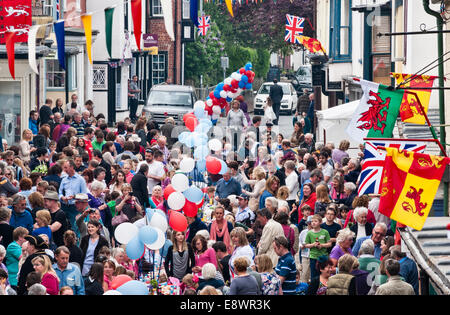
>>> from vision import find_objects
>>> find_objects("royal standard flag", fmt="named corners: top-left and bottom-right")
top-left (346, 79), bottom-right (404, 144)
top-left (295, 35), bottom-right (325, 54)
top-left (378, 147), bottom-right (450, 230)
top-left (392, 73), bottom-right (438, 125)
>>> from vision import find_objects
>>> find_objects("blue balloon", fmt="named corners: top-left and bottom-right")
top-left (245, 62), bottom-right (253, 70)
top-left (195, 122), bottom-right (211, 134)
top-left (145, 208), bottom-right (154, 222)
top-left (194, 107), bottom-right (205, 119)
top-left (160, 239), bottom-right (173, 258)
top-left (116, 280), bottom-right (149, 295)
top-left (178, 131), bottom-right (191, 143)
top-left (214, 90), bottom-right (221, 99)
top-left (226, 97), bottom-right (232, 102)
top-left (241, 75), bottom-right (248, 83)
top-left (192, 132), bottom-right (208, 147)
top-left (183, 186), bottom-right (204, 203)
top-left (185, 134), bottom-right (195, 148)
top-left (245, 83), bottom-right (252, 90)
top-left (217, 82), bottom-right (225, 90)
top-left (212, 119), bottom-right (218, 125)
top-left (199, 118), bottom-right (213, 128)
top-left (238, 80), bottom-right (246, 88)
top-left (194, 145), bottom-right (209, 160)
top-left (138, 225), bottom-right (158, 245)
top-left (154, 209), bottom-right (167, 219)
top-left (126, 236), bottom-right (145, 260)
top-left (197, 159), bottom-right (206, 173)
top-left (218, 159), bottom-right (228, 175)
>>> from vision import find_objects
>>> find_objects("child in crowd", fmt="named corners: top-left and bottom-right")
top-left (181, 274), bottom-right (199, 294)
top-left (298, 215), bottom-right (312, 283)
top-left (297, 205), bottom-right (312, 232)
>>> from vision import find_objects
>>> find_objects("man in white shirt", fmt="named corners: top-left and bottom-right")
top-left (284, 160), bottom-right (299, 209)
top-left (235, 194), bottom-right (255, 227)
top-left (137, 149), bottom-right (165, 197)
top-left (318, 150), bottom-right (333, 184)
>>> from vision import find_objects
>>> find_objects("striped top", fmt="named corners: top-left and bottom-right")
top-left (274, 252), bottom-right (297, 295)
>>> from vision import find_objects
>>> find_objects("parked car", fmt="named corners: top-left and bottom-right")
top-left (253, 82), bottom-right (298, 115)
top-left (287, 65), bottom-right (313, 94)
top-left (142, 84), bottom-right (197, 125)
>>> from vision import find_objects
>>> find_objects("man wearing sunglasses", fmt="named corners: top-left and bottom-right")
top-left (352, 222), bottom-right (388, 260)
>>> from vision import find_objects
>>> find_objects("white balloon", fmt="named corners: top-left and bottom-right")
top-left (231, 72), bottom-right (239, 80)
top-left (179, 157), bottom-right (195, 173)
top-left (133, 217), bottom-right (147, 229)
top-left (114, 222), bottom-right (139, 244)
top-left (103, 290), bottom-right (123, 295)
top-left (149, 212), bottom-right (168, 232)
top-left (212, 106), bottom-right (221, 115)
top-left (147, 228), bottom-right (166, 250)
top-left (208, 139), bottom-right (222, 152)
top-left (172, 173), bottom-right (189, 192)
top-left (167, 192), bottom-right (186, 211)
top-left (227, 91), bottom-right (234, 98)
top-left (224, 78), bottom-right (232, 85)
top-left (206, 99), bottom-right (213, 106)
top-left (212, 114), bottom-right (220, 120)
top-left (236, 73), bottom-right (242, 81)
top-left (219, 90), bottom-right (227, 99)
top-left (194, 100), bottom-right (205, 110)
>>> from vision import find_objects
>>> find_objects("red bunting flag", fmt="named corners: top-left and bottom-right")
top-left (5, 32), bottom-right (15, 79)
top-left (131, 0), bottom-right (142, 50)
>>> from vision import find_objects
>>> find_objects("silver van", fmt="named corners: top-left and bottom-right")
top-left (142, 84), bottom-right (197, 125)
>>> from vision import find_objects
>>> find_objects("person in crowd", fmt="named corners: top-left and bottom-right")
top-left (0, 207), bottom-right (14, 248)
top-left (375, 258), bottom-right (415, 295)
top-left (254, 253), bottom-right (281, 295)
top-left (5, 227), bottom-right (28, 289)
top-left (79, 220), bottom-right (109, 278)
top-left (228, 256), bottom-right (261, 295)
top-left (197, 263), bottom-right (225, 293)
top-left (256, 208), bottom-right (285, 268)
top-left (208, 206), bottom-right (234, 253)
top-left (349, 207), bottom-right (373, 242)
top-left (306, 255), bottom-right (333, 295)
top-left (84, 262), bottom-right (104, 295)
top-left (305, 214), bottom-right (332, 281)
top-left (31, 254), bottom-right (59, 295)
top-left (352, 222), bottom-right (388, 260)
top-left (329, 228), bottom-right (355, 270)
top-left (229, 227), bottom-right (255, 279)
top-left (390, 245), bottom-right (419, 295)
top-left (53, 246), bottom-right (84, 295)
top-left (9, 195), bottom-right (33, 234)
top-left (164, 230), bottom-right (195, 281)
top-left (273, 235), bottom-right (296, 295)
top-left (63, 230), bottom-right (83, 268)
top-left (191, 234), bottom-right (217, 277)
top-left (326, 254), bottom-right (357, 295)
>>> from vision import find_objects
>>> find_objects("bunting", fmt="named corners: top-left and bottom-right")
top-left (81, 14), bottom-right (93, 64)
top-left (131, 0), bottom-right (142, 50)
top-left (54, 20), bottom-right (66, 70)
top-left (161, 0), bottom-right (175, 41)
top-left (104, 7), bottom-right (115, 59)
top-left (27, 25), bottom-right (40, 74)
top-left (5, 31), bottom-right (15, 79)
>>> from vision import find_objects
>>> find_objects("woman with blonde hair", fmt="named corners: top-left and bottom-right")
top-left (229, 227), bottom-right (254, 279)
top-left (241, 166), bottom-right (266, 210)
top-left (255, 254), bottom-right (282, 295)
top-left (259, 175), bottom-right (280, 210)
top-left (164, 230), bottom-right (195, 280)
top-left (32, 209), bottom-right (52, 242)
top-left (31, 255), bottom-right (60, 295)
top-left (276, 186), bottom-right (290, 202)
top-left (314, 184), bottom-right (331, 217)
top-left (332, 139), bottom-right (350, 168)
top-left (326, 254), bottom-right (357, 295)
top-left (19, 129), bottom-right (35, 164)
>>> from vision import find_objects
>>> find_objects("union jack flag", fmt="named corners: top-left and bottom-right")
top-left (285, 14), bottom-right (304, 44)
top-left (197, 15), bottom-right (211, 36)
top-left (357, 139), bottom-right (427, 196)
top-left (55, 0), bottom-right (60, 20)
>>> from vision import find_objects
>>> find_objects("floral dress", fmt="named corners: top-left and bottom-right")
top-left (260, 272), bottom-right (281, 295)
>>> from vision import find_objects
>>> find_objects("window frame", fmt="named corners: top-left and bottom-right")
top-left (330, 0), bottom-right (352, 63)
top-left (45, 58), bottom-right (66, 90)
top-left (151, 0), bottom-right (163, 17)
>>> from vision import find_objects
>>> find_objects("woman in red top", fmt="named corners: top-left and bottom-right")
top-left (32, 255), bottom-right (60, 295)
top-left (298, 183), bottom-right (317, 223)
top-left (102, 260), bottom-right (116, 292)
top-left (343, 195), bottom-right (376, 228)
top-left (191, 235), bottom-right (218, 277)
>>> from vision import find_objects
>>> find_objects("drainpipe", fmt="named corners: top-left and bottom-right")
top-left (423, 0), bottom-right (448, 217)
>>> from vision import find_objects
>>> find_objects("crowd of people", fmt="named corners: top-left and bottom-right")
top-left (0, 92), bottom-right (420, 296)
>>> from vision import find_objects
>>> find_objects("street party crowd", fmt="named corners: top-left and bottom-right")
top-left (0, 95), bottom-right (419, 296)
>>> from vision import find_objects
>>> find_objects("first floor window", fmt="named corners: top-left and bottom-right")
top-left (152, 54), bottom-right (166, 85)
top-left (46, 59), bottom-right (65, 88)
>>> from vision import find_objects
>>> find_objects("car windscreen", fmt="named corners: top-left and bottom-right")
top-left (258, 84), bottom-right (291, 94)
top-left (296, 67), bottom-right (312, 83)
top-left (148, 91), bottom-right (193, 107)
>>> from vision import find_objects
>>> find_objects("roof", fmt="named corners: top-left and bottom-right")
top-left (151, 84), bottom-right (194, 92)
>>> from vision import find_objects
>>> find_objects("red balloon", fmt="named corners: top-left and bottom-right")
top-left (169, 210), bottom-right (188, 232)
top-left (245, 70), bottom-right (252, 77)
top-left (183, 200), bottom-right (199, 217)
top-left (209, 91), bottom-right (215, 99)
top-left (196, 198), bottom-right (204, 208)
top-left (205, 105), bottom-right (213, 116)
top-left (111, 274), bottom-right (133, 290)
top-left (183, 112), bottom-right (195, 122)
top-left (206, 157), bottom-right (221, 174)
top-left (231, 79), bottom-right (239, 89)
top-left (223, 84), bottom-right (230, 92)
top-left (164, 184), bottom-right (176, 200)
top-left (185, 116), bottom-right (198, 132)
top-left (239, 68), bottom-right (245, 74)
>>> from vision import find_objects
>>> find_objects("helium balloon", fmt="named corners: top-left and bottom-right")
top-left (194, 145), bottom-right (209, 160)
top-left (138, 225), bottom-right (158, 245)
top-left (206, 99), bottom-right (213, 106)
top-left (147, 227), bottom-right (166, 250)
top-left (125, 235), bottom-right (145, 260)
top-left (195, 122), bottom-right (211, 134)
top-left (197, 159), bottom-right (206, 173)
top-left (172, 173), bottom-right (189, 192)
top-left (133, 217), bottom-right (147, 229)
top-left (219, 159), bottom-right (228, 175)
top-left (163, 184), bottom-right (176, 200)
top-left (185, 116), bottom-right (198, 132)
top-left (208, 138), bottom-right (222, 151)
top-left (194, 106), bottom-right (205, 119)
top-left (183, 185), bottom-right (204, 203)
top-left (241, 75), bottom-right (248, 83)
top-left (111, 274), bottom-right (133, 290)
top-left (238, 80), bottom-right (246, 88)
top-left (194, 100), bottom-right (205, 110)
top-left (167, 191), bottom-right (186, 210)
top-left (206, 156), bottom-right (221, 174)
top-left (145, 208), bottom-right (154, 222)
top-left (179, 157), bottom-right (195, 173)
top-left (169, 210), bottom-right (188, 232)
top-left (183, 112), bottom-right (196, 122)
top-left (212, 105), bottom-right (221, 115)
top-left (160, 239), bottom-right (173, 258)
top-left (183, 200), bottom-right (199, 217)
top-left (116, 280), bottom-right (149, 295)
top-left (103, 290), bottom-right (123, 295)
top-left (114, 222), bottom-right (139, 245)
top-left (149, 211), bottom-right (168, 232)
top-left (245, 83), bottom-right (252, 89)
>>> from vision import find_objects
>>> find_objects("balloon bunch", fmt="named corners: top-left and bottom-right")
top-left (114, 209), bottom-right (172, 262)
top-left (190, 62), bottom-right (255, 124)
top-left (103, 274), bottom-right (149, 295)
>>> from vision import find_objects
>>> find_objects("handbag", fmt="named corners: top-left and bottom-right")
top-left (112, 208), bottom-right (129, 227)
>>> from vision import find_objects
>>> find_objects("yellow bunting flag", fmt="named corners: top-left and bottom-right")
top-left (379, 147), bottom-right (450, 230)
top-left (81, 14), bottom-right (93, 64)
top-left (391, 73), bottom-right (438, 125)
top-left (225, 0), bottom-right (234, 17)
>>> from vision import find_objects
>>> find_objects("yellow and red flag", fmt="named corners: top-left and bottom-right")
top-left (379, 147), bottom-right (450, 230)
top-left (391, 73), bottom-right (438, 125)
top-left (295, 35), bottom-right (326, 54)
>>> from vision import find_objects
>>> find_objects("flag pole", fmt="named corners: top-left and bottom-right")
top-left (404, 90), bottom-right (447, 157)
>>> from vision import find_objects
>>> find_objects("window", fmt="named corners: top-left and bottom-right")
top-left (330, 0), bottom-right (352, 61)
top-left (46, 59), bottom-right (65, 88)
top-left (371, 14), bottom-right (391, 85)
top-left (152, 54), bottom-right (166, 85)
top-left (183, 0), bottom-right (190, 20)
top-left (152, 0), bottom-right (163, 17)
top-left (0, 82), bottom-right (21, 145)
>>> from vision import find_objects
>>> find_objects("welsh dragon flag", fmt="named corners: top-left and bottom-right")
top-left (346, 79), bottom-right (404, 144)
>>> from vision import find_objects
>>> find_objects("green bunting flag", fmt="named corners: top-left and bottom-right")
top-left (105, 7), bottom-right (115, 59)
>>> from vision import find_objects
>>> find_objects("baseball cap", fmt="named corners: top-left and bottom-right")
top-left (238, 193), bottom-right (249, 200)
